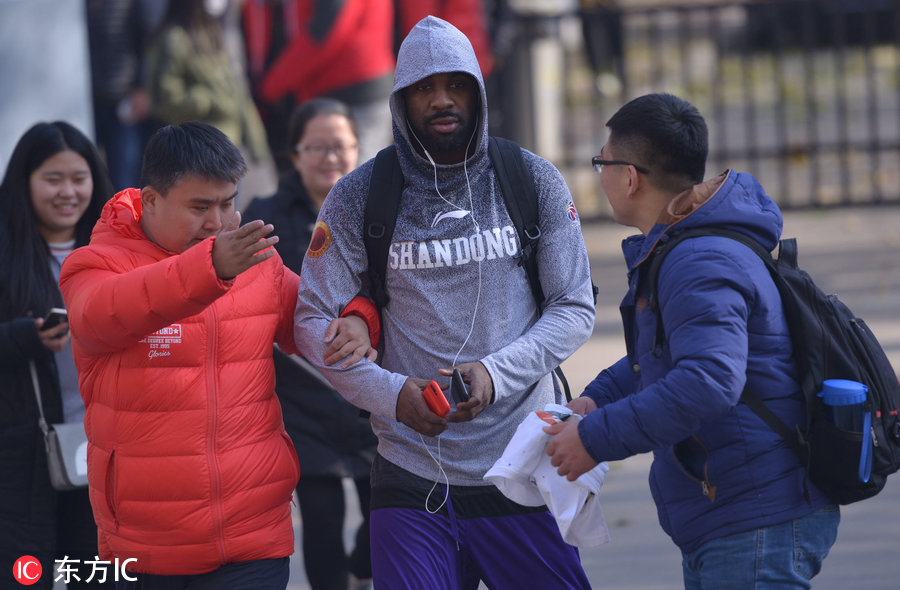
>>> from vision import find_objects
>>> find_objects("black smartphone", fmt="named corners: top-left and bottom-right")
top-left (43, 308), bottom-right (68, 332)
top-left (450, 368), bottom-right (470, 403)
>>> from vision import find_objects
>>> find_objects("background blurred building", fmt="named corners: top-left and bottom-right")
top-left (0, 0), bottom-right (94, 170)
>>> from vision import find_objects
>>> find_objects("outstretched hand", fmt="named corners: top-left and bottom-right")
top-left (212, 211), bottom-right (279, 279)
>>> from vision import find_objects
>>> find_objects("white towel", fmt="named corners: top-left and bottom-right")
top-left (484, 404), bottom-right (611, 548)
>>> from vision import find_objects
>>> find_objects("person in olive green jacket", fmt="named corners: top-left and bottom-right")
top-left (145, 0), bottom-right (270, 165)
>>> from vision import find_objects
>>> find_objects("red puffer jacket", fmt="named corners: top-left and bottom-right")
top-left (59, 188), bottom-right (376, 575)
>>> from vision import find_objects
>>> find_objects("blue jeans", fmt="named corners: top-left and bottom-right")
top-left (682, 506), bottom-right (840, 589)
top-left (113, 557), bottom-right (289, 590)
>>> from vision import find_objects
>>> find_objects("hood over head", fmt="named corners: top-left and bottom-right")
top-left (390, 16), bottom-right (489, 167)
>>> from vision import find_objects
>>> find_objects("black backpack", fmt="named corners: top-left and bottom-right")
top-left (363, 137), bottom-right (595, 401)
top-left (645, 227), bottom-right (900, 505)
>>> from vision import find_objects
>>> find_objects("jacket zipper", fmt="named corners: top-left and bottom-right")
top-left (207, 307), bottom-right (227, 564)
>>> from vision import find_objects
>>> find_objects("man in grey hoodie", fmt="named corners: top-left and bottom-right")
top-left (295, 16), bottom-right (595, 588)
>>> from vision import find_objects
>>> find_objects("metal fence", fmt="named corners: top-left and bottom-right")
top-left (490, 0), bottom-right (900, 219)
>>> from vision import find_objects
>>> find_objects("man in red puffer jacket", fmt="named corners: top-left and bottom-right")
top-left (60, 122), bottom-right (379, 589)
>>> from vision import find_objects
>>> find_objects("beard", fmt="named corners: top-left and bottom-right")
top-left (413, 110), bottom-right (478, 157)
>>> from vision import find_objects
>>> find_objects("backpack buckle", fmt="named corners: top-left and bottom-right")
top-left (367, 223), bottom-right (386, 239)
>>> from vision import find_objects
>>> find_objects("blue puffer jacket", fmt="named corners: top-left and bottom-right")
top-left (578, 170), bottom-right (832, 553)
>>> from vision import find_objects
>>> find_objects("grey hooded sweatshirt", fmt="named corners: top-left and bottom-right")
top-left (294, 16), bottom-right (595, 486)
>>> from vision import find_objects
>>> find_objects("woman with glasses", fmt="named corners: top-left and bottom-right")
top-left (243, 98), bottom-right (372, 590)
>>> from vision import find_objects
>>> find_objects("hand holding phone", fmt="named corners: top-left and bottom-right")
top-left (422, 380), bottom-right (450, 417)
top-left (450, 368), bottom-right (470, 404)
top-left (42, 308), bottom-right (68, 333)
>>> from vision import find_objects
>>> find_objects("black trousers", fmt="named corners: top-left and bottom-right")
top-left (113, 557), bottom-right (289, 590)
top-left (297, 476), bottom-right (372, 590)
top-left (1, 486), bottom-right (106, 589)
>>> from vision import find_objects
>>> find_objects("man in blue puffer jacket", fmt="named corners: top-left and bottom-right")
top-left (545, 93), bottom-right (839, 588)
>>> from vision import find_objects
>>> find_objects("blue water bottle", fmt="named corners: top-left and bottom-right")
top-left (818, 379), bottom-right (872, 483)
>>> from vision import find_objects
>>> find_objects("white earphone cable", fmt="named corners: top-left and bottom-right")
top-left (407, 116), bottom-right (482, 511)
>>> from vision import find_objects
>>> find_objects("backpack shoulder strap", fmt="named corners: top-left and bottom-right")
top-left (489, 137), bottom-right (578, 400)
top-left (364, 145), bottom-right (404, 309)
top-left (488, 136), bottom-right (544, 310)
top-left (644, 228), bottom-right (714, 352)
top-left (645, 227), bottom-right (776, 314)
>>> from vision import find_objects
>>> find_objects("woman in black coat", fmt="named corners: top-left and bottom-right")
top-left (243, 98), bottom-right (376, 590)
top-left (0, 122), bottom-right (114, 587)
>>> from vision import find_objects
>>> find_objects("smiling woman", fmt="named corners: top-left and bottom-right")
top-left (29, 150), bottom-right (94, 243)
top-left (0, 121), bottom-right (113, 588)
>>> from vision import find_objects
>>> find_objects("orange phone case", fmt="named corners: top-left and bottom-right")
top-left (422, 380), bottom-right (450, 417)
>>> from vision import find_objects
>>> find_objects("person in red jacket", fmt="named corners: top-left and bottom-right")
top-left (242, 0), bottom-right (395, 169)
top-left (394, 0), bottom-right (494, 78)
top-left (59, 121), bottom-right (380, 589)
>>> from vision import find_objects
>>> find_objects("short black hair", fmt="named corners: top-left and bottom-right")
top-left (606, 93), bottom-right (708, 192)
top-left (141, 121), bottom-right (246, 195)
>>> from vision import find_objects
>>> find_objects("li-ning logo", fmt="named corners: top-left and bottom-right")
top-left (431, 209), bottom-right (470, 228)
top-left (139, 324), bottom-right (182, 360)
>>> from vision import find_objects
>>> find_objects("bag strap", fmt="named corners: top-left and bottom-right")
top-left (645, 227), bottom-right (775, 350)
top-left (738, 387), bottom-right (808, 460)
top-left (740, 385), bottom-right (811, 502)
top-left (364, 145), bottom-right (405, 309)
top-left (488, 136), bottom-right (544, 309)
top-left (488, 137), bottom-right (576, 400)
top-left (489, 137), bottom-right (578, 400)
top-left (28, 360), bottom-right (52, 447)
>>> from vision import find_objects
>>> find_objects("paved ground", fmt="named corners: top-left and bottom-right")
top-left (284, 203), bottom-right (900, 589)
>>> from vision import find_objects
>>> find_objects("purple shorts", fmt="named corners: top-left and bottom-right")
top-left (369, 456), bottom-right (591, 589)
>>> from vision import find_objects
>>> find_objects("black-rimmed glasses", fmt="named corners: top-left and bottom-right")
top-left (592, 156), bottom-right (650, 175)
